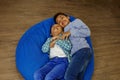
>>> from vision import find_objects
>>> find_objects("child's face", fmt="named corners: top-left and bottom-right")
top-left (51, 24), bottom-right (63, 36)
top-left (56, 15), bottom-right (70, 28)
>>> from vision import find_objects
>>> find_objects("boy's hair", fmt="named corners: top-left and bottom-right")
top-left (53, 12), bottom-right (68, 23)
top-left (50, 24), bottom-right (64, 36)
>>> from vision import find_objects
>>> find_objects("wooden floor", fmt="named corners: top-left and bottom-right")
top-left (0, 0), bottom-right (120, 80)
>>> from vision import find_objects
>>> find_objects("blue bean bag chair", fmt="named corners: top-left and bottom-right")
top-left (16, 16), bottom-right (94, 80)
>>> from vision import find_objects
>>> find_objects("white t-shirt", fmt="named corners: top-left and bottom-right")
top-left (50, 44), bottom-right (67, 58)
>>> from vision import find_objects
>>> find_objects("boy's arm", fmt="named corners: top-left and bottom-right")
top-left (66, 19), bottom-right (91, 38)
top-left (41, 38), bottom-right (51, 53)
top-left (56, 39), bottom-right (72, 51)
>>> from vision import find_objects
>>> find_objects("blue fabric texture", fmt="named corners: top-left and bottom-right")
top-left (16, 16), bottom-right (94, 80)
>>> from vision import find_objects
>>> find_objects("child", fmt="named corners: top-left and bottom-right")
top-left (34, 24), bottom-right (72, 80)
top-left (54, 12), bottom-right (92, 80)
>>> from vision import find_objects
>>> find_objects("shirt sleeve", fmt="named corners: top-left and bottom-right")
top-left (41, 38), bottom-right (51, 53)
top-left (56, 39), bottom-right (72, 51)
top-left (68, 19), bottom-right (91, 37)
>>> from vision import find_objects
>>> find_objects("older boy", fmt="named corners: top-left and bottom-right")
top-left (54, 12), bottom-right (92, 80)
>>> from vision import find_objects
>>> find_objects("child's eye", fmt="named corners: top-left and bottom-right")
top-left (61, 17), bottom-right (63, 19)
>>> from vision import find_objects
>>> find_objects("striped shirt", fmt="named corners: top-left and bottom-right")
top-left (42, 37), bottom-right (72, 61)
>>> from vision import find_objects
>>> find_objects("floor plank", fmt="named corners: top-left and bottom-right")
top-left (0, 0), bottom-right (120, 80)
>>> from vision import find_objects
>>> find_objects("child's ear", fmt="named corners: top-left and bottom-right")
top-left (67, 16), bottom-right (70, 19)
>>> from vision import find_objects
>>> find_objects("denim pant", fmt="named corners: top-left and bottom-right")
top-left (34, 57), bottom-right (68, 80)
top-left (65, 48), bottom-right (92, 80)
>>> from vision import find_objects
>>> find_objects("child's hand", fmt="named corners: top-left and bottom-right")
top-left (51, 36), bottom-right (59, 41)
top-left (50, 40), bottom-right (57, 48)
top-left (62, 31), bottom-right (71, 40)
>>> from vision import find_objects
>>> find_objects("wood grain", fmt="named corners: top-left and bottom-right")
top-left (0, 0), bottom-right (120, 80)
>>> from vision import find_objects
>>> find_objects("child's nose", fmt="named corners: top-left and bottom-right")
top-left (54, 28), bottom-right (58, 31)
top-left (59, 19), bottom-right (63, 23)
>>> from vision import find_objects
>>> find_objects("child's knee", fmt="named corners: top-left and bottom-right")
top-left (45, 73), bottom-right (54, 80)
top-left (34, 70), bottom-right (43, 80)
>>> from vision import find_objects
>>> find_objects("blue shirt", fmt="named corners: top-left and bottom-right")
top-left (64, 19), bottom-right (91, 55)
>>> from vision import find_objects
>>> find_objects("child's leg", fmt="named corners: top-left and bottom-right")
top-left (34, 59), bottom-right (57, 80)
top-left (45, 58), bottom-right (68, 80)
top-left (65, 48), bottom-right (92, 80)
top-left (78, 49), bottom-right (92, 80)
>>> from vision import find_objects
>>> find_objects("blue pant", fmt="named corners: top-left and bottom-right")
top-left (34, 57), bottom-right (68, 80)
top-left (65, 48), bottom-right (92, 80)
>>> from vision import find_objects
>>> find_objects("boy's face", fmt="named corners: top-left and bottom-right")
top-left (56, 15), bottom-right (70, 28)
top-left (51, 24), bottom-right (63, 36)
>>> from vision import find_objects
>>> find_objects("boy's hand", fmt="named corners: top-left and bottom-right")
top-left (51, 36), bottom-right (59, 41)
top-left (62, 31), bottom-right (71, 40)
top-left (50, 36), bottom-right (59, 48)
top-left (50, 40), bottom-right (57, 48)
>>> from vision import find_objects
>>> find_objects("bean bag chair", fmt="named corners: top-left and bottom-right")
top-left (16, 16), bottom-right (94, 80)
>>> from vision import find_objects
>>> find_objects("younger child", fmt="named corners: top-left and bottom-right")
top-left (34, 24), bottom-right (72, 80)
top-left (54, 12), bottom-right (92, 80)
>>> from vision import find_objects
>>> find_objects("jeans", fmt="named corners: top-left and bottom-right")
top-left (34, 57), bottom-right (68, 80)
top-left (65, 48), bottom-right (92, 80)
